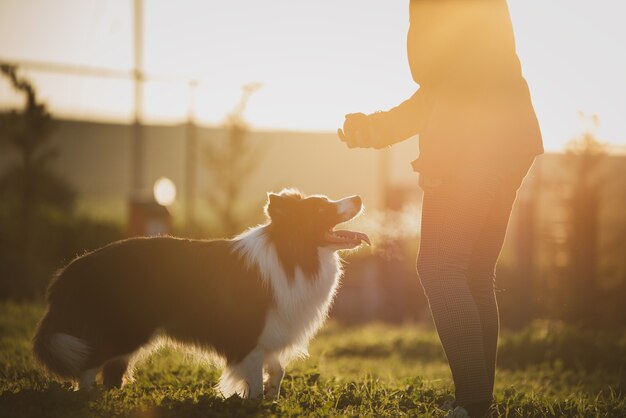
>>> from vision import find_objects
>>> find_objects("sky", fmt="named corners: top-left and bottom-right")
top-left (0, 0), bottom-right (625, 151)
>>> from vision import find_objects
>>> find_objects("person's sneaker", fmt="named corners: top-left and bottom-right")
top-left (446, 406), bottom-right (471, 418)
top-left (441, 400), bottom-right (457, 412)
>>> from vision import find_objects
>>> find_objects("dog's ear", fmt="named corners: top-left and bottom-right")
top-left (266, 192), bottom-right (288, 219)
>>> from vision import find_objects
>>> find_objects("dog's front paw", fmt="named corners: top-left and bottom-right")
top-left (264, 384), bottom-right (281, 400)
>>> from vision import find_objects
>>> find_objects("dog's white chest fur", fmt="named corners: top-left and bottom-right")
top-left (233, 227), bottom-right (341, 362)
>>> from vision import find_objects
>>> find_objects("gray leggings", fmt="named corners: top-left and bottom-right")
top-left (417, 156), bottom-right (534, 406)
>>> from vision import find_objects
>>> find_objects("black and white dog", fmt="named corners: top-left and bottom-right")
top-left (33, 189), bottom-right (369, 399)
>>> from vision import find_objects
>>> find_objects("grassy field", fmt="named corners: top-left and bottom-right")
top-left (1, 302), bottom-right (625, 417)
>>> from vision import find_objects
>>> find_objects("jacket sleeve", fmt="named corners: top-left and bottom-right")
top-left (367, 87), bottom-right (428, 148)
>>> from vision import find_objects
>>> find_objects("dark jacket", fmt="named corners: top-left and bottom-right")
top-left (371, 0), bottom-right (543, 177)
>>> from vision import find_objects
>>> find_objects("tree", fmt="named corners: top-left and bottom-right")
top-left (562, 123), bottom-right (607, 323)
top-left (204, 83), bottom-right (264, 237)
top-left (0, 65), bottom-right (74, 297)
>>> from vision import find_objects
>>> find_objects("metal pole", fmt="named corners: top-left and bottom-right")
top-left (0, 59), bottom-right (131, 79)
top-left (132, 0), bottom-right (145, 196)
top-left (185, 80), bottom-right (198, 232)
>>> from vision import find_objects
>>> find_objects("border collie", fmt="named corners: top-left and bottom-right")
top-left (33, 189), bottom-right (370, 399)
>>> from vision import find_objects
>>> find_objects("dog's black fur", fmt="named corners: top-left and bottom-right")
top-left (34, 237), bottom-right (271, 382)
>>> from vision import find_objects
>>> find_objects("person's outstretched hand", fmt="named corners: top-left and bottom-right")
top-left (338, 113), bottom-right (382, 149)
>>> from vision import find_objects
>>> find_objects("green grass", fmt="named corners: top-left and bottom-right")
top-left (1, 302), bottom-right (625, 417)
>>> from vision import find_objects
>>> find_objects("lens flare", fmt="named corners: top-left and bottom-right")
top-left (153, 177), bottom-right (176, 206)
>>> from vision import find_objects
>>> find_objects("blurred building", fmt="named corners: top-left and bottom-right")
top-left (0, 118), bottom-right (408, 224)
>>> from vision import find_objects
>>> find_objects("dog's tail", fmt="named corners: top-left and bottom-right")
top-left (33, 311), bottom-right (91, 379)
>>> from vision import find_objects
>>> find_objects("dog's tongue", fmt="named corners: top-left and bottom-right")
top-left (325, 229), bottom-right (371, 246)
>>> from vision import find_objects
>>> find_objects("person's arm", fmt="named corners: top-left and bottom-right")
top-left (368, 87), bottom-right (428, 147)
top-left (339, 87), bottom-right (428, 149)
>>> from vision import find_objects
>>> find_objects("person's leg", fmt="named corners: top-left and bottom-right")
top-left (417, 168), bottom-right (506, 408)
top-left (465, 187), bottom-right (517, 394)
top-left (466, 157), bottom-right (535, 393)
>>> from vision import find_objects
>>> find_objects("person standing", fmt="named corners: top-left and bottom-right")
top-left (339, 1), bottom-right (543, 416)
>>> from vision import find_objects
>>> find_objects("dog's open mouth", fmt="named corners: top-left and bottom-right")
top-left (324, 229), bottom-right (371, 248)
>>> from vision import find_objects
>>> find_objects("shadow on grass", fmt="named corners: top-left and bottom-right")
top-left (0, 373), bottom-right (448, 418)
top-left (0, 383), bottom-right (94, 418)
top-left (0, 385), bottom-right (273, 418)
top-left (152, 395), bottom-right (275, 418)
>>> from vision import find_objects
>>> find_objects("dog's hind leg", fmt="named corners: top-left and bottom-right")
top-left (264, 353), bottom-right (285, 400)
top-left (77, 367), bottom-right (99, 391)
top-left (102, 355), bottom-right (131, 389)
